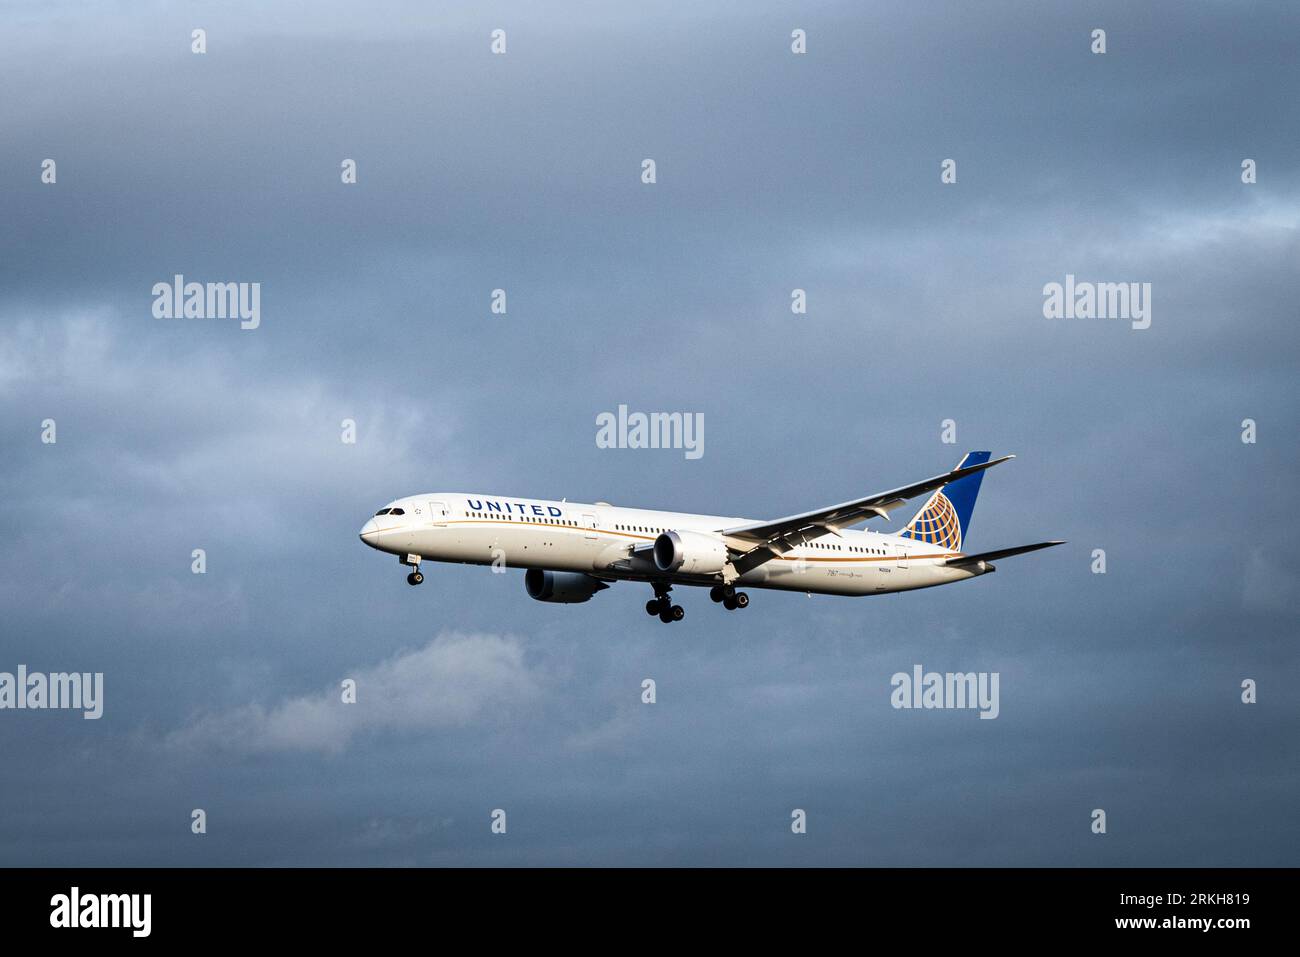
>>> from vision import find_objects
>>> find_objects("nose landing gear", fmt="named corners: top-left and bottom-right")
top-left (401, 554), bottom-right (424, 586)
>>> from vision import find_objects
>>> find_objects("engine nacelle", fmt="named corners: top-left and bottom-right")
top-left (653, 529), bottom-right (729, 575)
top-left (524, 568), bottom-right (609, 603)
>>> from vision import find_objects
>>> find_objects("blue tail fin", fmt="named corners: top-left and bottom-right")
top-left (899, 451), bottom-right (992, 551)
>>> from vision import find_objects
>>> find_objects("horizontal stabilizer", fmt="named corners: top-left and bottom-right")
top-left (945, 541), bottom-right (1065, 566)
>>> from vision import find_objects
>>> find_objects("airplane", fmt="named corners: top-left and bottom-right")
top-left (357, 451), bottom-right (1063, 623)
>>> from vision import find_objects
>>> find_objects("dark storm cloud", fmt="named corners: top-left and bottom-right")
top-left (0, 0), bottom-right (1296, 865)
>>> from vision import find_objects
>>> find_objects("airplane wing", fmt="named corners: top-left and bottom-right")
top-left (718, 454), bottom-right (1015, 577)
top-left (944, 541), bottom-right (1064, 566)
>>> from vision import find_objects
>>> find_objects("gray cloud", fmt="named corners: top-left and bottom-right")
top-left (0, 0), bottom-right (1296, 866)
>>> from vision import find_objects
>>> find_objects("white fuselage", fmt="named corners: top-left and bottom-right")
top-left (359, 493), bottom-right (988, 596)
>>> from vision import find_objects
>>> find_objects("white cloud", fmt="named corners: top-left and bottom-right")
top-left (167, 632), bottom-right (543, 754)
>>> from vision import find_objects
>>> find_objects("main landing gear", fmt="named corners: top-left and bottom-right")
top-left (709, 584), bottom-right (749, 610)
top-left (645, 582), bottom-right (685, 624)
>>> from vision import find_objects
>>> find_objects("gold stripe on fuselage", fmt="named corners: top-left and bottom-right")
top-left (377, 518), bottom-right (962, 562)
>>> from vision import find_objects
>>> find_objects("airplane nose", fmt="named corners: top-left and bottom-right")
top-left (359, 518), bottom-right (380, 547)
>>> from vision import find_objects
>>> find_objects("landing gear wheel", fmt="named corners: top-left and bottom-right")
top-left (649, 582), bottom-right (678, 623)
top-left (734, 592), bottom-right (749, 608)
top-left (406, 571), bottom-right (424, 586)
top-left (722, 595), bottom-right (737, 610)
top-left (709, 586), bottom-right (724, 603)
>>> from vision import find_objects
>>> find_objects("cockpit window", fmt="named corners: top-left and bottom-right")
top-left (389, 508), bottom-right (405, 515)
top-left (375, 508), bottom-right (391, 516)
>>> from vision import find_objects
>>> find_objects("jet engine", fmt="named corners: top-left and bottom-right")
top-left (524, 568), bottom-right (609, 603)
top-left (653, 530), bottom-right (729, 575)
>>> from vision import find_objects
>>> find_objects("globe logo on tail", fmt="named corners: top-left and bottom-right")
top-left (901, 491), bottom-right (962, 550)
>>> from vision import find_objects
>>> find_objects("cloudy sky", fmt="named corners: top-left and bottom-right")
top-left (1, 0), bottom-right (1296, 866)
